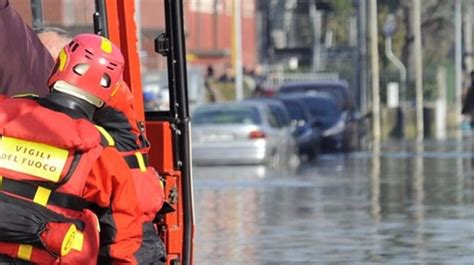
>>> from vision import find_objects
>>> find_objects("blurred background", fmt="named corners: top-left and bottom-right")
top-left (13, 0), bottom-right (467, 138)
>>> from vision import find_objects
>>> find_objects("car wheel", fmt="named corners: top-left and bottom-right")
top-left (308, 142), bottom-right (320, 161)
top-left (288, 152), bottom-right (300, 170)
top-left (343, 132), bottom-right (357, 152)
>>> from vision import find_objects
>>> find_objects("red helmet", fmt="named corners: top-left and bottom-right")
top-left (48, 33), bottom-right (124, 107)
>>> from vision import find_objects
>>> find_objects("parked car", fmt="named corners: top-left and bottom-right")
top-left (191, 102), bottom-right (296, 168)
top-left (283, 93), bottom-right (359, 152)
top-left (278, 96), bottom-right (322, 159)
top-left (279, 80), bottom-right (355, 111)
top-left (244, 97), bottom-right (300, 163)
top-left (279, 80), bottom-right (367, 151)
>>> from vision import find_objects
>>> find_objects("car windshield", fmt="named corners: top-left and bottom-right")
top-left (310, 85), bottom-right (345, 101)
top-left (301, 97), bottom-right (341, 119)
top-left (281, 100), bottom-right (309, 122)
top-left (280, 83), bottom-right (350, 109)
top-left (268, 105), bottom-right (290, 126)
top-left (193, 106), bottom-right (262, 125)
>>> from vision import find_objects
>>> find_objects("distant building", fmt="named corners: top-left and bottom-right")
top-left (13, 0), bottom-right (257, 72)
top-left (256, 0), bottom-right (332, 67)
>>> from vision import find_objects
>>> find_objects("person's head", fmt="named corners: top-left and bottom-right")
top-left (206, 65), bottom-right (214, 78)
top-left (34, 27), bottom-right (73, 59)
top-left (98, 80), bottom-right (144, 139)
top-left (48, 33), bottom-right (125, 108)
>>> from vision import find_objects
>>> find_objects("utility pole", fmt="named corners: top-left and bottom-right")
top-left (311, 1), bottom-right (322, 72)
top-left (232, 0), bottom-right (244, 100)
top-left (369, 0), bottom-right (381, 144)
top-left (413, 0), bottom-right (424, 140)
top-left (356, 0), bottom-right (368, 113)
top-left (465, 1), bottom-right (473, 74)
top-left (455, 0), bottom-right (463, 126)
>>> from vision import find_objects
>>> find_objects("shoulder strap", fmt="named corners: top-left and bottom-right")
top-left (0, 176), bottom-right (89, 213)
top-left (123, 152), bottom-right (149, 171)
top-left (95, 125), bottom-right (115, 147)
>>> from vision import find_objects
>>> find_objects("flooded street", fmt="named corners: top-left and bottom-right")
top-left (192, 139), bottom-right (474, 264)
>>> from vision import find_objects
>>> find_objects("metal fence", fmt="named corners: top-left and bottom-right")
top-left (262, 72), bottom-right (340, 90)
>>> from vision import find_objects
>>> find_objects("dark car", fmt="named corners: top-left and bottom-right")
top-left (279, 80), bottom-right (355, 111)
top-left (279, 81), bottom-right (366, 151)
top-left (283, 93), bottom-right (359, 152)
top-left (278, 96), bottom-right (321, 159)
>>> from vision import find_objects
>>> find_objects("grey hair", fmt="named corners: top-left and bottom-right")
top-left (34, 26), bottom-right (73, 41)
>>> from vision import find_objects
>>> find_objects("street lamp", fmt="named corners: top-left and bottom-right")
top-left (383, 14), bottom-right (406, 138)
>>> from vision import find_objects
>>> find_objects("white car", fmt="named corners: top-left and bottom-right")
top-left (192, 102), bottom-right (296, 168)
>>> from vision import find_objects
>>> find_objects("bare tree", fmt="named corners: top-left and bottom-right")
top-left (395, 0), bottom-right (453, 98)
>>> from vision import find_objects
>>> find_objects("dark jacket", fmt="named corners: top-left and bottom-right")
top-left (462, 83), bottom-right (474, 115)
top-left (0, 0), bottom-right (54, 97)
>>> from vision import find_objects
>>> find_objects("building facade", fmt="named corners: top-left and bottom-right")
top-left (13, 0), bottom-right (257, 74)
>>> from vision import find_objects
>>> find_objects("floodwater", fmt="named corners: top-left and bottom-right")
top-left (192, 139), bottom-right (474, 265)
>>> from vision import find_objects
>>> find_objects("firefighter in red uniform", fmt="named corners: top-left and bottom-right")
top-left (0, 34), bottom-right (142, 264)
top-left (94, 82), bottom-right (167, 264)
top-left (0, 1), bottom-right (167, 263)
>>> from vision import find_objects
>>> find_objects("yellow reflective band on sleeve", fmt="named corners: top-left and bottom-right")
top-left (58, 49), bottom-right (67, 71)
top-left (60, 224), bottom-right (77, 256)
top-left (33, 186), bottom-right (51, 206)
top-left (17, 244), bottom-right (33, 261)
top-left (100, 38), bottom-right (112, 54)
top-left (110, 83), bottom-right (119, 97)
top-left (160, 180), bottom-right (164, 189)
top-left (134, 152), bottom-right (147, 172)
top-left (0, 176), bottom-right (3, 188)
top-left (71, 231), bottom-right (84, 251)
top-left (0, 137), bottom-right (68, 182)
top-left (95, 126), bottom-right (115, 146)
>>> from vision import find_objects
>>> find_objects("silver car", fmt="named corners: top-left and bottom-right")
top-left (192, 102), bottom-right (293, 167)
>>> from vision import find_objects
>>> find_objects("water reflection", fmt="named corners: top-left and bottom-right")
top-left (413, 143), bottom-right (425, 261)
top-left (193, 165), bottom-right (264, 264)
top-left (193, 140), bottom-right (474, 264)
top-left (370, 144), bottom-right (381, 223)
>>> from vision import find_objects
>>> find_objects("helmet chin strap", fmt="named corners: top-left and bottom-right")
top-left (44, 90), bottom-right (98, 121)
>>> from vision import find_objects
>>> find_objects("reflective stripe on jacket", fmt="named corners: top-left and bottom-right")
top-left (0, 98), bottom-right (103, 264)
top-left (0, 98), bottom-right (142, 264)
top-left (94, 83), bottom-right (164, 222)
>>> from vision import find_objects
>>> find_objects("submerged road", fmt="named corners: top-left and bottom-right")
top-left (192, 139), bottom-right (474, 264)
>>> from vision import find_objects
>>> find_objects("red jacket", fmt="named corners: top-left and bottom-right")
top-left (0, 98), bottom-right (142, 264)
top-left (94, 82), bottom-right (164, 222)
